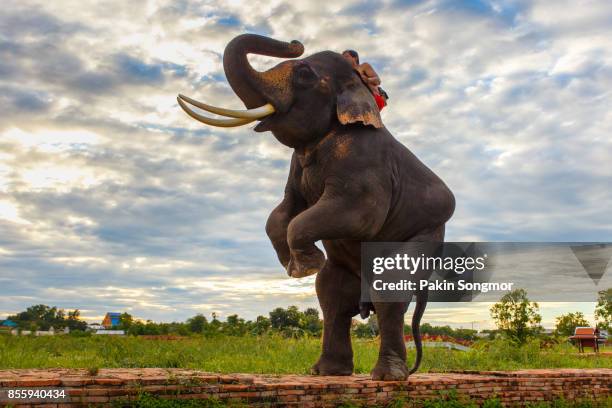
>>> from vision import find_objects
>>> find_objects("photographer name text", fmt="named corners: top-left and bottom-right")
top-left (372, 279), bottom-right (514, 292)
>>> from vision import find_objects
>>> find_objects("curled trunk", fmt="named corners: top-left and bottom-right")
top-left (223, 34), bottom-right (304, 111)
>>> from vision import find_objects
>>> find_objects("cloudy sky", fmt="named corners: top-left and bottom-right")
top-left (1, 0), bottom-right (610, 329)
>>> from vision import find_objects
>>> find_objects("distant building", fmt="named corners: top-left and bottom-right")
top-left (88, 323), bottom-right (104, 331)
top-left (94, 330), bottom-right (125, 336)
top-left (36, 327), bottom-right (55, 336)
top-left (102, 312), bottom-right (122, 328)
top-left (569, 327), bottom-right (605, 352)
top-left (0, 320), bottom-right (17, 334)
top-left (0, 320), bottom-right (17, 328)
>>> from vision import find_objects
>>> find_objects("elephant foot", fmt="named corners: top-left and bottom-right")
top-left (287, 246), bottom-right (325, 278)
top-left (310, 356), bottom-right (353, 376)
top-left (371, 356), bottom-right (409, 381)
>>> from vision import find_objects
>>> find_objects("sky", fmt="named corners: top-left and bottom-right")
top-left (0, 0), bottom-right (611, 330)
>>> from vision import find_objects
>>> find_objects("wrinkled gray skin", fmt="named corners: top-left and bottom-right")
top-left (220, 34), bottom-right (455, 380)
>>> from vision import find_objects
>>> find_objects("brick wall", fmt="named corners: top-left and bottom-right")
top-left (0, 368), bottom-right (610, 407)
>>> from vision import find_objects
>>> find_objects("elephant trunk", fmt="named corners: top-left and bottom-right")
top-left (223, 34), bottom-right (304, 112)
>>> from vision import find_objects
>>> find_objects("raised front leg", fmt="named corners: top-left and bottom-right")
top-left (286, 178), bottom-right (389, 278)
top-left (265, 154), bottom-right (306, 270)
top-left (266, 197), bottom-right (303, 268)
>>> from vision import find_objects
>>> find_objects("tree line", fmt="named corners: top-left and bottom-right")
top-left (117, 306), bottom-right (324, 337)
top-left (4, 304), bottom-right (88, 332)
top-left (2, 304), bottom-right (477, 340)
top-left (3, 288), bottom-right (610, 342)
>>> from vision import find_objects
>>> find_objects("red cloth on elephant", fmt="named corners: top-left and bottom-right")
top-left (374, 93), bottom-right (386, 111)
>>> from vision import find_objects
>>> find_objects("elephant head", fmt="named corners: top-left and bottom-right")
top-left (178, 34), bottom-right (383, 147)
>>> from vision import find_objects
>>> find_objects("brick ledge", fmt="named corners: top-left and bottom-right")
top-left (1, 368), bottom-right (610, 407)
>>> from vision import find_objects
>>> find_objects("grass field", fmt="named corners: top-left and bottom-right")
top-left (0, 334), bottom-right (610, 372)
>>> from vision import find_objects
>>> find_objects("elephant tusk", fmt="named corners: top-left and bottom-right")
top-left (178, 94), bottom-right (275, 119)
top-left (177, 97), bottom-right (255, 127)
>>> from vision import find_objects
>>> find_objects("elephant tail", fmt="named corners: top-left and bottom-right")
top-left (408, 288), bottom-right (429, 375)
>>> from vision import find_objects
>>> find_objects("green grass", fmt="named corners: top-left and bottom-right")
top-left (0, 334), bottom-right (610, 373)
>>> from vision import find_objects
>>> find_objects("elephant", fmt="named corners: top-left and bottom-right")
top-left (177, 34), bottom-right (455, 380)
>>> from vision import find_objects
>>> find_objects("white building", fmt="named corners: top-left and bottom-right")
top-left (94, 329), bottom-right (125, 335)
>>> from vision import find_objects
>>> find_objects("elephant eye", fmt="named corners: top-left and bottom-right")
top-left (295, 64), bottom-right (318, 87)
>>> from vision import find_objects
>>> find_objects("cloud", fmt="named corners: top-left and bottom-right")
top-left (0, 0), bottom-right (610, 327)
top-left (112, 54), bottom-right (166, 85)
top-left (0, 87), bottom-right (52, 113)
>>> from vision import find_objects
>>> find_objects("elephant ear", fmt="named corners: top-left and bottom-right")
top-left (336, 72), bottom-right (383, 128)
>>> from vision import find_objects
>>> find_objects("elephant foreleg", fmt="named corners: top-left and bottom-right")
top-left (266, 199), bottom-right (296, 268)
top-left (286, 181), bottom-right (389, 278)
top-left (265, 154), bottom-right (306, 270)
top-left (311, 261), bottom-right (361, 375)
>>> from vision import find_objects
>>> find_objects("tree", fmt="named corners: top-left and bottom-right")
top-left (202, 312), bottom-right (222, 337)
top-left (269, 306), bottom-right (300, 330)
top-left (595, 288), bottom-right (612, 331)
top-left (554, 312), bottom-right (590, 337)
top-left (268, 306), bottom-right (322, 337)
top-left (303, 308), bottom-right (319, 318)
top-left (118, 313), bottom-right (134, 330)
top-left (250, 315), bottom-right (271, 335)
top-left (302, 308), bottom-right (322, 336)
top-left (223, 314), bottom-right (247, 336)
top-left (8, 304), bottom-right (73, 330)
top-left (453, 328), bottom-right (478, 341)
top-left (352, 323), bottom-right (371, 338)
top-left (480, 329), bottom-right (500, 340)
top-left (66, 309), bottom-right (88, 331)
top-left (490, 288), bottom-right (541, 344)
top-left (353, 316), bottom-right (378, 338)
top-left (187, 314), bottom-right (208, 334)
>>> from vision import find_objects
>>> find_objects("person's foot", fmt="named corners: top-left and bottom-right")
top-left (286, 246), bottom-right (325, 278)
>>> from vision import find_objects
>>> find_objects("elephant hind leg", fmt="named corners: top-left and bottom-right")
top-left (371, 224), bottom-right (446, 380)
top-left (406, 224), bottom-right (445, 375)
top-left (312, 261), bottom-right (360, 376)
top-left (370, 301), bottom-right (410, 381)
